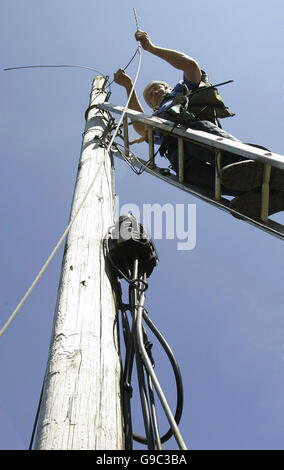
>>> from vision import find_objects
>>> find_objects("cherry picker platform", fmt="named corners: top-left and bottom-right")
top-left (99, 102), bottom-right (284, 241)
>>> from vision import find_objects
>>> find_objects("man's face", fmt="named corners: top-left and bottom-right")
top-left (148, 83), bottom-right (168, 109)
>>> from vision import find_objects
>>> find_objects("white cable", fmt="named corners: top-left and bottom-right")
top-left (0, 46), bottom-right (142, 338)
top-left (133, 8), bottom-right (140, 31)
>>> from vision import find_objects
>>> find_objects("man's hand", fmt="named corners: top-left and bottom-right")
top-left (135, 30), bottom-right (153, 52)
top-left (113, 69), bottom-right (132, 88)
top-left (113, 68), bottom-right (145, 129)
top-left (134, 30), bottom-right (201, 84)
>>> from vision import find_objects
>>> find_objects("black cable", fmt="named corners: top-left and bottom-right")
top-left (28, 378), bottom-right (45, 450)
top-left (142, 310), bottom-right (184, 443)
top-left (104, 235), bottom-right (185, 448)
top-left (190, 79), bottom-right (234, 96)
top-left (121, 308), bottom-right (135, 450)
top-left (108, 47), bottom-right (140, 87)
top-left (129, 264), bottom-right (155, 449)
top-left (80, 56), bottom-right (186, 448)
top-left (103, 236), bottom-right (132, 283)
top-left (112, 141), bottom-right (158, 176)
top-left (4, 64), bottom-right (112, 101)
top-left (112, 142), bottom-right (144, 175)
top-left (131, 305), bottom-right (184, 446)
top-left (4, 45), bottom-right (140, 111)
top-left (113, 272), bottom-right (183, 448)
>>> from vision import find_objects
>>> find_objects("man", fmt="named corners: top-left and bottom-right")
top-left (114, 30), bottom-right (284, 219)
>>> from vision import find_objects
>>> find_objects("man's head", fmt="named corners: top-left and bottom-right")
top-left (143, 81), bottom-right (172, 110)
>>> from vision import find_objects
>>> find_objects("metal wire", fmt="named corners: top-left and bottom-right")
top-left (0, 38), bottom-right (142, 337)
top-left (135, 285), bottom-right (187, 450)
top-left (104, 237), bottom-right (187, 450)
top-left (133, 8), bottom-right (140, 31)
top-left (4, 64), bottom-right (106, 73)
top-left (26, 45), bottom-right (143, 448)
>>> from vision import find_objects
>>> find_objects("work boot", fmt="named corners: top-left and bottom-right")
top-left (221, 160), bottom-right (284, 192)
top-left (229, 189), bottom-right (284, 220)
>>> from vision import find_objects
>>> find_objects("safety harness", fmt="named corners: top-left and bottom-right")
top-left (158, 79), bottom-right (234, 128)
top-left (154, 73), bottom-right (235, 169)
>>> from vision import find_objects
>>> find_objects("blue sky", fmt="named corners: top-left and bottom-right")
top-left (1, 0), bottom-right (284, 450)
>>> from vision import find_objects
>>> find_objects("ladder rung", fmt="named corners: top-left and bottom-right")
top-left (101, 102), bottom-right (284, 241)
top-left (99, 103), bottom-right (284, 171)
top-left (113, 151), bottom-right (284, 241)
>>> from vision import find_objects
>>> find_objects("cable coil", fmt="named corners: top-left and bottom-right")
top-left (104, 214), bottom-right (187, 450)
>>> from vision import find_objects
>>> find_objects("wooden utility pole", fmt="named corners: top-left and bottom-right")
top-left (34, 77), bottom-right (124, 450)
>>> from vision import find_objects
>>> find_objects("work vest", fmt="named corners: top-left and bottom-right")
top-left (156, 71), bottom-right (235, 126)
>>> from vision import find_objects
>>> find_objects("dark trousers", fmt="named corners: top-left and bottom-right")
top-left (162, 120), bottom-right (244, 192)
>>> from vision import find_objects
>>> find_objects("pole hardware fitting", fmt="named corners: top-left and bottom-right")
top-left (123, 383), bottom-right (133, 398)
top-left (103, 214), bottom-right (187, 450)
top-left (103, 214), bottom-right (159, 282)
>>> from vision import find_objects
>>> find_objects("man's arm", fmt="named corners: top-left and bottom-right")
top-left (113, 68), bottom-right (147, 136)
top-left (135, 30), bottom-right (202, 84)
